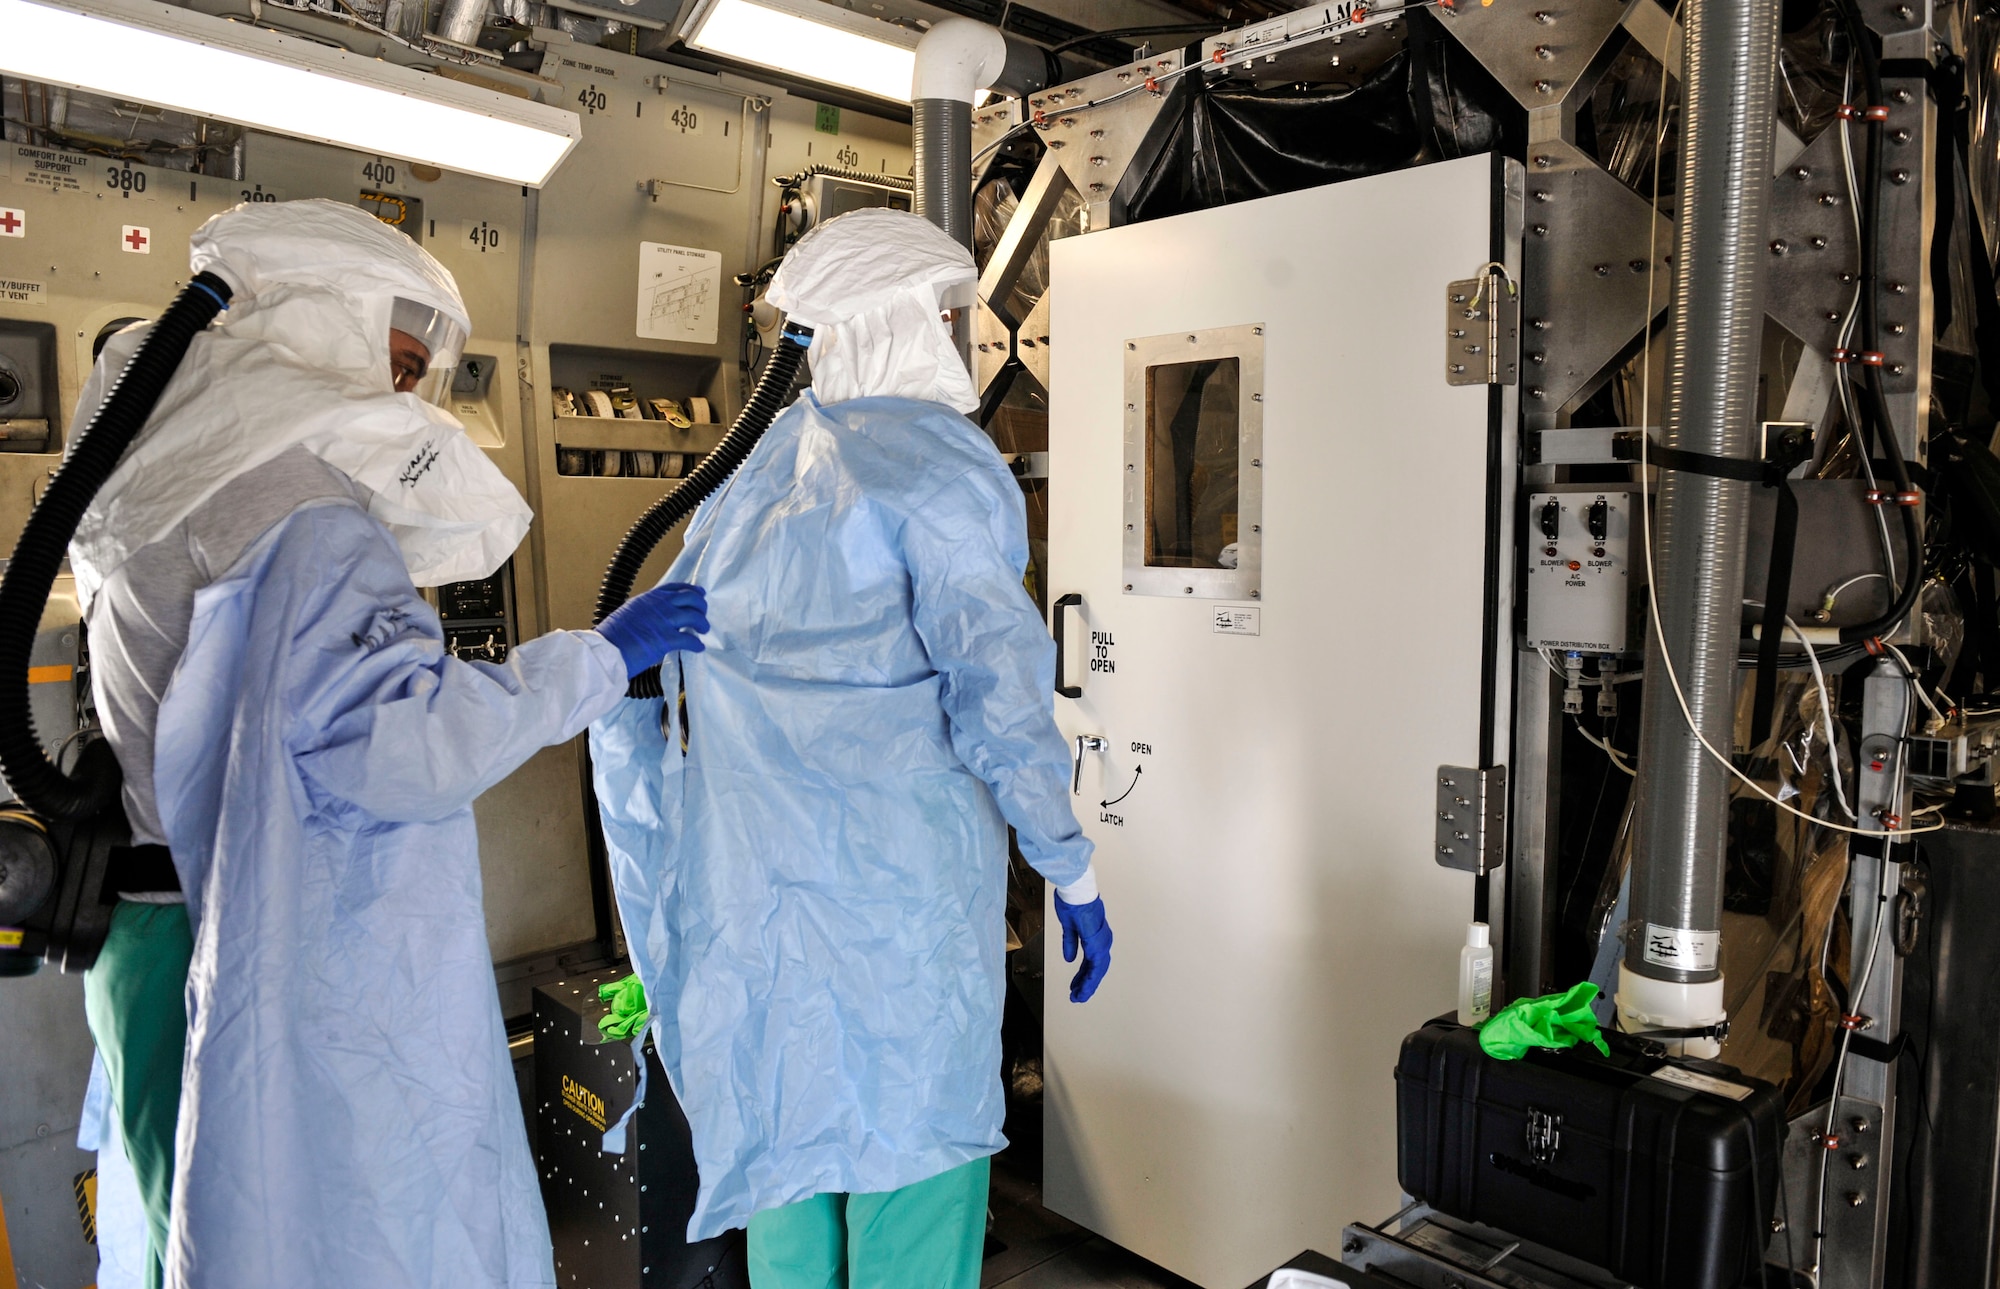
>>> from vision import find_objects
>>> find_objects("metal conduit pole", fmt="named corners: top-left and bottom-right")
top-left (911, 18), bottom-right (1005, 248)
top-left (911, 18), bottom-right (1005, 371)
top-left (1616, 0), bottom-right (1781, 1056)
top-left (912, 101), bottom-right (974, 248)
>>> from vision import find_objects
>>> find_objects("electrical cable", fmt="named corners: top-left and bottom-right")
top-left (1633, 4), bottom-right (1941, 841)
top-left (1043, 22), bottom-right (1229, 57)
top-left (1833, 53), bottom-right (1905, 591)
top-left (1808, 750), bottom-right (1905, 1279)
top-left (1789, 613), bottom-right (1856, 820)
top-left (1883, 640), bottom-right (1949, 729)
top-left (1576, 721), bottom-right (1637, 776)
top-left (1826, 0), bottom-right (1927, 646)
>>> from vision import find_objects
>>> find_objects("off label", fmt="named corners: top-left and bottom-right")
top-left (1089, 630), bottom-right (1116, 674)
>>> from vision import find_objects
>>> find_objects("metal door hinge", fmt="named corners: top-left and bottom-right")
top-left (1445, 267), bottom-right (1519, 387)
top-left (1435, 765), bottom-right (1506, 873)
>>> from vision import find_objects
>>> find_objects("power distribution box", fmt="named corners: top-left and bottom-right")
top-left (532, 976), bottom-right (746, 1289)
top-left (1525, 489), bottom-right (1635, 654)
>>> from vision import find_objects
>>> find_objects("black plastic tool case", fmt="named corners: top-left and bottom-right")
top-left (1396, 1017), bottom-right (1786, 1289)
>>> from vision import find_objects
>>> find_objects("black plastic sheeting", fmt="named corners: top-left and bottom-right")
top-left (1126, 11), bottom-right (1521, 224)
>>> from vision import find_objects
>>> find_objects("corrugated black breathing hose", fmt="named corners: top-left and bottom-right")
top-left (595, 325), bottom-right (812, 699)
top-left (0, 271), bottom-right (233, 820)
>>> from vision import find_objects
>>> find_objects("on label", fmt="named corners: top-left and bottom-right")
top-left (1641, 922), bottom-right (1720, 973)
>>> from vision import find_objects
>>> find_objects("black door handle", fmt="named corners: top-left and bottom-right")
top-left (1052, 592), bottom-right (1083, 699)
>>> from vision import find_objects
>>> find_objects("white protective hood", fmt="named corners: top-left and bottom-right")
top-left (766, 207), bottom-right (980, 414)
top-left (69, 199), bottom-right (530, 611)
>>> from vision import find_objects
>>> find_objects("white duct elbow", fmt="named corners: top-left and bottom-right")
top-left (911, 17), bottom-right (1006, 103)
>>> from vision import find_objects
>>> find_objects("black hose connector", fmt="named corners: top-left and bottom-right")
top-left (595, 325), bottom-right (812, 699)
top-left (0, 272), bottom-right (232, 820)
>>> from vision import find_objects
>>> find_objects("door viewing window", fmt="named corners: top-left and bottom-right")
top-left (1145, 357), bottom-right (1241, 571)
top-left (1122, 325), bottom-right (1263, 600)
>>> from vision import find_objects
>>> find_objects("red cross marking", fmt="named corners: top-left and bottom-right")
top-left (0, 210), bottom-right (20, 234)
top-left (124, 227), bottom-right (148, 251)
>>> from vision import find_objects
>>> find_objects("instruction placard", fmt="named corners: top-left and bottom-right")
top-left (9, 145), bottom-right (94, 192)
top-left (636, 242), bottom-right (721, 345)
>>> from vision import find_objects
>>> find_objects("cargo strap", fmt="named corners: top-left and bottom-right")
top-left (1612, 427), bottom-right (1817, 746)
top-left (1625, 1019), bottom-right (1732, 1043)
top-left (100, 843), bottom-right (179, 899)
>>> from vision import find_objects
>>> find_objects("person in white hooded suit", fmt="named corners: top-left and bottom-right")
top-left (67, 199), bottom-right (708, 1289)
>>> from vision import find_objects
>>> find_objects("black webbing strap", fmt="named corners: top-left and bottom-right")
top-left (1626, 1019), bottom-right (1733, 1043)
top-left (1610, 432), bottom-right (1809, 487)
top-left (98, 843), bottom-right (179, 900)
top-left (1751, 484), bottom-right (1802, 745)
top-left (1613, 429), bottom-right (1813, 744)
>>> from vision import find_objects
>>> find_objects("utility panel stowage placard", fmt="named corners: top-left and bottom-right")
top-left (636, 242), bottom-right (721, 345)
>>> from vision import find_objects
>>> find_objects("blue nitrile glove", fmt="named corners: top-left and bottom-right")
top-left (595, 582), bottom-right (709, 677)
top-left (1053, 894), bottom-right (1113, 1003)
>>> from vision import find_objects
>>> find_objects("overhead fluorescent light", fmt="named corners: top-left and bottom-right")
top-left (682, 0), bottom-right (917, 104)
top-left (0, 0), bottom-right (582, 186)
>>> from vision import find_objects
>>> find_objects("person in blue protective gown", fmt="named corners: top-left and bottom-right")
top-left (65, 199), bottom-right (709, 1289)
top-left (588, 206), bottom-right (1115, 1288)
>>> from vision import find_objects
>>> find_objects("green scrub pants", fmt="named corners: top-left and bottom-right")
top-left (747, 1156), bottom-right (990, 1289)
top-left (83, 901), bottom-right (193, 1289)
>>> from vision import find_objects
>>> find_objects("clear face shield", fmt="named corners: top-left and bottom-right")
top-left (388, 297), bottom-right (468, 407)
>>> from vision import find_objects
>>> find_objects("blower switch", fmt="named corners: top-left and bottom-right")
top-left (1525, 490), bottom-right (1635, 654)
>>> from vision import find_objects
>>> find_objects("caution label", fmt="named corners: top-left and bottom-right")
top-left (561, 1073), bottom-right (606, 1131)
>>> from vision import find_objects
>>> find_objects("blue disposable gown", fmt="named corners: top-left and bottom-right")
top-left (150, 498), bottom-right (626, 1288)
top-left (590, 395), bottom-right (1092, 1240)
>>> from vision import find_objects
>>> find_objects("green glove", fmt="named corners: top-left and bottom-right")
top-left (597, 973), bottom-right (650, 1041)
top-left (1477, 981), bottom-right (1611, 1061)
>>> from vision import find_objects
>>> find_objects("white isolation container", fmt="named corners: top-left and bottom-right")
top-left (1044, 152), bottom-right (1521, 1288)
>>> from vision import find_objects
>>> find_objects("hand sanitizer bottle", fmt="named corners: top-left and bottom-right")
top-left (1459, 922), bottom-right (1494, 1025)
